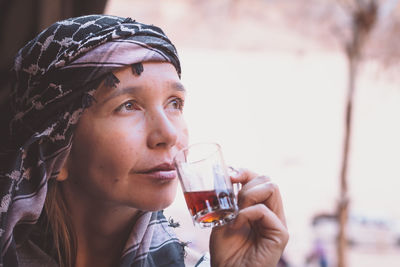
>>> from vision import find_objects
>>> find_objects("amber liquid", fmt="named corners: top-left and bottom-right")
top-left (184, 189), bottom-right (238, 227)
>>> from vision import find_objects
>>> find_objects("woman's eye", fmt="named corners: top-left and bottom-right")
top-left (168, 97), bottom-right (184, 111)
top-left (115, 100), bottom-right (140, 113)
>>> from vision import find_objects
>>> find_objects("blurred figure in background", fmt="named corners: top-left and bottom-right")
top-left (306, 239), bottom-right (328, 267)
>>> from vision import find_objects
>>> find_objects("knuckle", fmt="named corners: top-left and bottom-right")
top-left (257, 175), bottom-right (271, 183)
top-left (260, 181), bottom-right (278, 196)
top-left (281, 230), bottom-right (290, 247)
top-left (263, 180), bottom-right (278, 192)
top-left (269, 182), bottom-right (278, 191)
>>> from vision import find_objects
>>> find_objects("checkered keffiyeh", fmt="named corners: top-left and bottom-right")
top-left (0, 15), bottom-right (184, 266)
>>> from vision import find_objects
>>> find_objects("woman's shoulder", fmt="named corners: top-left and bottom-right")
top-left (16, 239), bottom-right (58, 267)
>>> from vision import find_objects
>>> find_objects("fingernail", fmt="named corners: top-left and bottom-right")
top-left (228, 166), bottom-right (239, 178)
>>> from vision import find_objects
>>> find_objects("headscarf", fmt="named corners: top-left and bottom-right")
top-left (0, 15), bottom-right (184, 266)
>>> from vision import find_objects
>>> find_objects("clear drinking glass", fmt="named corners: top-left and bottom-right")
top-left (174, 143), bottom-right (239, 228)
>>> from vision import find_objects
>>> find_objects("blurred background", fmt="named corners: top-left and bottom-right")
top-left (1, 0), bottom-right (400, 266)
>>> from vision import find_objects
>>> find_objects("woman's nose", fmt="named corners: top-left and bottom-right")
top-left (146, 110), bottom-right (178, 149)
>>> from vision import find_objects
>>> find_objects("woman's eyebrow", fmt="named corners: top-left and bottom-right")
top-left (100, 86), bottom-right (141, 104)
top-left (100, 82), bottom-right (185, 104)
top-left (171, 82), bottom-right (186, 92)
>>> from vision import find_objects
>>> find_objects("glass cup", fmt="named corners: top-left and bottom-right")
top-left (174, 143), bottom-right (239, 228)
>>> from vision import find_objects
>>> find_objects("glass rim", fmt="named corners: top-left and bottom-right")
top-left (174, 142), bottom-right (222, 165)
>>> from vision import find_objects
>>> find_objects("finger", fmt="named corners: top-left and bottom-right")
top-left (229, 169), bottom-right (287, 226)
top-left (231, 204), bottom-right (289, 246)
top-left (237, 181), bottom-right (287, 227)
top-left (230, 168), bottom-right (267, 185)
top-left (239, 175), bottom-right (271, 194)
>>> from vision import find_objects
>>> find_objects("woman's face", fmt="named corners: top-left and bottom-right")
top-left (65, 62), bottom-right (188, 211)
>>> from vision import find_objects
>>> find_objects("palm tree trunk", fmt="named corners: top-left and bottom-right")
top-left (337, 52), bottom-right (358, 267)
top-left (335, 1), bottom-right (378, 267)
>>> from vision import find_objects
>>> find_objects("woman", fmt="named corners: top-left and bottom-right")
top-left (0, 15), bottom-right (288, 267)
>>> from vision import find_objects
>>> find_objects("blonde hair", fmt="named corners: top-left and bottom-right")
top-left (44, 179), bottom-right (77, 267)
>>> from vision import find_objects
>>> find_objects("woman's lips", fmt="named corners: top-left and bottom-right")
top-left (136, 163), bottom-right (177, 180)
top-left (142, 170), bottom-right (177, 180)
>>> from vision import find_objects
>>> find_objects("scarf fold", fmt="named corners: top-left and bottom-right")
top-left (0, 14), bottom-right (183, 267)
top-left (120, 211), bottom-right (185, 267)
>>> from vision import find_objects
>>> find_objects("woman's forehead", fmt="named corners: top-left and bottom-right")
top-left (94, 63), bottom-right (184, 99)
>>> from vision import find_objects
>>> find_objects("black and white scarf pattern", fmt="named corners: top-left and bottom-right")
top-left (0, 15), bottom-right (184, 267)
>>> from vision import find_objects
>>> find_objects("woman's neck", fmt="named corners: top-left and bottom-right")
top-left (60, 180), bottom-right (140, 267)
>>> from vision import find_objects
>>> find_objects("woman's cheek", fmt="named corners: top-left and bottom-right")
top-left (177, 120), bottom-right (189, 149)
top-left (106, 132), bottom-right (142, 165)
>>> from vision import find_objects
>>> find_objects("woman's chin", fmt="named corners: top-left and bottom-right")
top-left (137, 195), bottom-right (176, 212)
top-left (126, 183), bottom-right (178, 211)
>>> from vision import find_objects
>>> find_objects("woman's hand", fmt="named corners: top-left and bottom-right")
top-left (209, 169), bottom-right (289, 267)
